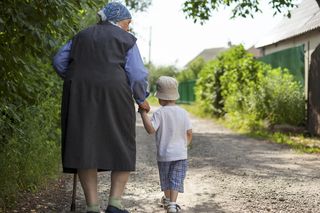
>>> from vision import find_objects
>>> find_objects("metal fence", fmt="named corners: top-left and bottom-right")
top-left (258, 45), bottom-right (305, 85)
top-left (177, 80), bottom-right (196, 104)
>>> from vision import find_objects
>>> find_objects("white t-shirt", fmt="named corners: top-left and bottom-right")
top-left (151, 105), bottom-right (192, 162)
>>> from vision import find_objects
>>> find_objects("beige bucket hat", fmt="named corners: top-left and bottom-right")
top-left (155, 76), bottom-right (180, 100)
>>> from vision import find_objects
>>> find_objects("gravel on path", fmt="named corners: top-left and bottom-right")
top-left (7, 107), bottom-right (320, 213)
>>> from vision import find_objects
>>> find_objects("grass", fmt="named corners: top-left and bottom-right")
top-left (147, 95), bottom-right (159, 106)
top-left (247, 130), bottom-right (320, 154)
top-left (179, 102), bottom-right (320, 154)
top-left (178, 103), bottom-right (208, 118)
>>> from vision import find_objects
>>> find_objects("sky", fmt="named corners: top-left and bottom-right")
top-left (131, 0), bottom-right (285, 68)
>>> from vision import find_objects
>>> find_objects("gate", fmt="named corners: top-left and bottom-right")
top-left (178, 80), bottom-right (196, 104)
top-left (307, 44), bottom-right (320, 135)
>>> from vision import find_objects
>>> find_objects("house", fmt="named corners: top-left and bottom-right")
top-left (256, 0), bottom-right (320, 135)
top-left (187, 44), bottom-right (262, 66)
top-left (255, 0), bottom-right (320, 88)
top-left (184, 47), bottom-right (228, 67)
top-left (247, 46), bottom-right (262, 58)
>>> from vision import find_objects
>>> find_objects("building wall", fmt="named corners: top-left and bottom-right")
top-left (260, 29), bottom-right (320, 96)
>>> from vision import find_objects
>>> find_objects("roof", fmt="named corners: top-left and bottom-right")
top-left (246, 46), bottom-right (262, 58)
top-left (185, 47), bottom-right (228, 67)
top-left (255, 0), bottom-right (320, 48)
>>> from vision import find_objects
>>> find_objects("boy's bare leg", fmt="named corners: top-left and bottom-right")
top-left (78, 169), bottom-right (98, 205)
top-left (164, 190), bottom-right (170, 198)
top-left (170, 190), bottom-right (178, 202)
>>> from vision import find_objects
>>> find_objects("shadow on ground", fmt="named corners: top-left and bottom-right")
top-left (188, 132), bottom-right (320, 180)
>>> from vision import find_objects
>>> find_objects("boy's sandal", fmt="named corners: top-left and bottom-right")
top-left (167, 203), bottom-right (181, 213)
top-left (160, 196), bottom-right (170, 208)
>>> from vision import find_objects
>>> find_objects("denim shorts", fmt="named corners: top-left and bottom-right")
top-left (157, 159), bottom-right (188, 193)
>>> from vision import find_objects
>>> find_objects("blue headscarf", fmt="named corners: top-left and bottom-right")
top-left (98, 2), bottom-right (132, 22)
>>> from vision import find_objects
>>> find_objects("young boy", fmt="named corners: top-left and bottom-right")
top-left (138, 76), bottom-right (192, 213)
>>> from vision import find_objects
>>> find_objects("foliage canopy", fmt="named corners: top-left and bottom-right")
top-left (182, 0), bottom-right (298, 23)
top-left (0, 0), bottom-right (150, 208)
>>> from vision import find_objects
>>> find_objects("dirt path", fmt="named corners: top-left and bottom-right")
top-left (63, 107), bottom-right (320, 213)
top-left (10, 107), bottom-right (320, 212)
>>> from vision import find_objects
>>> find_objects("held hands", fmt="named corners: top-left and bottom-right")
top-left (138, 100), bottom-right (150, 113)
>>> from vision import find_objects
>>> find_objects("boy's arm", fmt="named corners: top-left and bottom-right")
top-left (187, 129), bottom-right (192, 146)
top-left (139, 110), bottom-right (156, 134)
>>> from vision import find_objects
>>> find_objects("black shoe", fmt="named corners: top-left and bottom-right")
top-left (105, 205), bottom-right (129, 213)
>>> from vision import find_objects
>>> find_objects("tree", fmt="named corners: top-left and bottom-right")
top-left (0, 0), bottom-right (151, 135)
top-left (148, 64), bottom-right (178, 92)
top-left (182, 0), bottom-right (311, 23)
top-left (0, 0), bottom-right (150, 105)
top-left (0, 0), bottom-right (150, 206)
top-left (177, 57), bottom-right (205, 82)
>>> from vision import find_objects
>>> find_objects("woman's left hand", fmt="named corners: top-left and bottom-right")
top-left (138, 100), bottom-right (150, 113)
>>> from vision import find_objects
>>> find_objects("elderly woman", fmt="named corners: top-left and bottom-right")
top-left (53, 2), bottom-right (149, 213)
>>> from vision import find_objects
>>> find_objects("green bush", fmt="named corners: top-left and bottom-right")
top-left (256, 68), bottom-right (305, 125)
top-left (196, 60), bottom-right (224, 116)
top-left (195, 45), bottom-right (305, 128)
top-left (177, 57), bottom-right (205, 82)
top-left (196, 45), bottom-right (251, 116)
top-left (218, 45), bottom-right (259, 115)
top-left (147, 64), bottom-right (178, 93)
top-left (0, 96), bottom-right (61, 207)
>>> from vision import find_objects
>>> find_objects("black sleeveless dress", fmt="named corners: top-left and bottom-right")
top-left (61, 21), bottom-right (137, 173)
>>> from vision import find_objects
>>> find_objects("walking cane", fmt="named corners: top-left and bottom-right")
top-left (70, 173), bottom-right (77, 211)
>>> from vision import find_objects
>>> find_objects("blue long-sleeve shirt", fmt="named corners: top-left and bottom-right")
top-left (53, 41), bottom-right (149, 104)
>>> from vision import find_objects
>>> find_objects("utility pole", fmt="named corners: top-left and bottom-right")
top-left (148, 26), bottom-right (152, 66)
